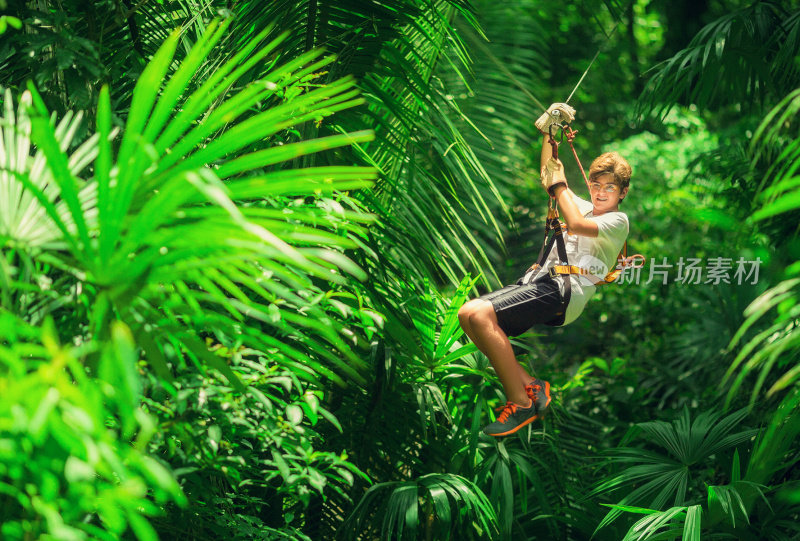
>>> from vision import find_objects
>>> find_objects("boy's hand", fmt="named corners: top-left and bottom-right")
top-left (535, 102), bottom-right (576, 133)
top-left (541, 158), bottom-right (568, 195)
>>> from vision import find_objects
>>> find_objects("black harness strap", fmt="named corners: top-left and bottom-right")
top-left (525, 199), bottom-right (571, 320)
top-left (550, 218), bottom-right (571, 319)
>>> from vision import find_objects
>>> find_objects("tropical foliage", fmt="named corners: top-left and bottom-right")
top-left (2, 0), bottom-right (800, 540)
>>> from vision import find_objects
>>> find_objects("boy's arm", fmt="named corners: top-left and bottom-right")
top-left (551, 185), bottom-right (599, 238)
top-left (542, 156), bottom-right (599, 237)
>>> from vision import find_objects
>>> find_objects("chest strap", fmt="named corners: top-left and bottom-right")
top-left (551, 264), bottom-right (619, 286)
top-left (549, 247), bottom-right (647, 286)
top-left (529, 241), bottom-right (646, 288)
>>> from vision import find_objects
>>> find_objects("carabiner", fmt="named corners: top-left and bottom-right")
top-left (547, 123), bottom-right (564, 160)
top-left (623, 254), bottom-right (646, 269)
top-left (548, 122), bottom-right (566, 143)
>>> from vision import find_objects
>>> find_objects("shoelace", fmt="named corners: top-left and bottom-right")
top-left (495, 402), bottom-right (518, 423)
top-left (526, 384), bottom-right (542, 404)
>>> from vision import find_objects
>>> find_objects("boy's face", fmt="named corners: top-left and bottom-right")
top-left (589, 173), bottom-right (628, 215)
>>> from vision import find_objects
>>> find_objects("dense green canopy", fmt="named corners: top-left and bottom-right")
top-left (1, 1), bottom-right (799, 539)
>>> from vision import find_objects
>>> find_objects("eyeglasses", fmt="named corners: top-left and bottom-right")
top-left (589, 182), bottom-right (620, 194)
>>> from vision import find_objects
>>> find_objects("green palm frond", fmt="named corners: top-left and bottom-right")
top-left (0, 88), bottom-right (109, 248)
top-left (216, 1), bottom-right (512, 292)
top-left (234, 0), bottom-right (424, 81)
top-left (474, 439), bottom-right (564, 539)
top-left (725, 88), bottom-right (800, 407)
top-left (707, 481), bottom-right (766, 529)
top-left (637, 2), bottom-right (799, 119)
top-left (339, 472), bottom-right (499, 540)
top-left (400, 273), bottom-right (481, 372)
top-left (448, 0), bottom-right (548, 184)
top-left (750, 86), bottom-right (800, 217)
top-left (717, 80), bottom-right (800, 521)
top-left (725, 277), bottom-right (800, 406)
top-left (434, 274), bottom-right (481, 362)
top-left (591, 408), bottom-right (756, 533)
top-left (638, 282), bottom-right (757, 412)
top-left (608, 504), bottom-right (701, 541)
top-left (611, 478), bottom-right (766, 539)
top-left (5, 18), bottom-right (379, 389)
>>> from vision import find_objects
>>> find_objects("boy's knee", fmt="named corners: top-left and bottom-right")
top-left (467, 303), bottom-right (495, 327)
top-left (458, 299), bottom-right (479, 317)
top-left (458, 300), bottom-right (487, 328)
top-left (458, 304), bottom-right (475, 328)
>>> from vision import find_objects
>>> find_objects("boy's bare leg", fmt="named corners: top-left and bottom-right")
top-left (459, 301), bottom-right (536, 388)
top-left (458, 300), bottom-right (531, 405)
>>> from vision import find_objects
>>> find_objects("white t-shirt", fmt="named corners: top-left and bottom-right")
top-left (521, 192), bottom-right (629, 326)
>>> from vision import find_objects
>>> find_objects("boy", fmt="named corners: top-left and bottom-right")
top-left (457, 103), bottom-right (631, 437)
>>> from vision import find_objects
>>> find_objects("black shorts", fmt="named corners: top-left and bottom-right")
top-left (476, 274), bottom-right (565, 337)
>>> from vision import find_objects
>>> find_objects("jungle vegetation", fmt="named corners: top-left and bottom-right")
top-left (1, 0), bottom-right (799, 539)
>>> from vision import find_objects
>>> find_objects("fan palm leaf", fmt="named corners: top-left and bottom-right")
top-left (4, 18), bottom-right (380, 390)
top-left (0, 88), bottom-right (106, 248)
top-left (591, 408), bottom-right (756, 533)
top-left (609, 504), bottom-right (702, 541)
top-left (338, 472), bottom-right (499, 540)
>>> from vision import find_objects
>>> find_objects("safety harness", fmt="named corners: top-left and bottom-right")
top-left (525, 122), bottom-right (645, 311)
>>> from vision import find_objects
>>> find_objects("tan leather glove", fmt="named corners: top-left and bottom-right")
top-left (541, 157), bottom-right (568, 196)
top-left (534, 102), bottom-right (576, 133)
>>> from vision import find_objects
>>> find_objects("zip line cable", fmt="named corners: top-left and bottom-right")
top-left (462, 13), bottom-right (625, 113)
top-left (564, 20), bottom-right (622, 104)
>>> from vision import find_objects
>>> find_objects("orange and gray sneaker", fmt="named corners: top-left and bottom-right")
top-left (482, 398), bottom-right (538, 437)
top-left (525, 379), bottom-right (551, 418)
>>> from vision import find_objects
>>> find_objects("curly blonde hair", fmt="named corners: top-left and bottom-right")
top-left (589, 152), bottom-right (632, 190)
